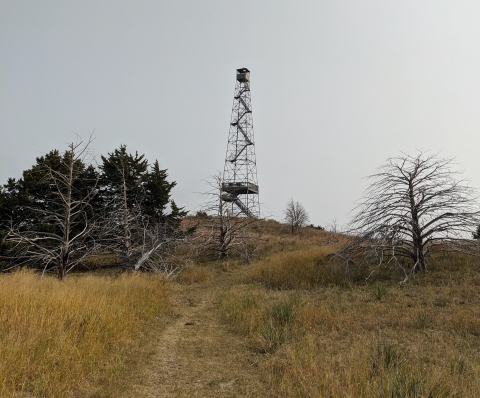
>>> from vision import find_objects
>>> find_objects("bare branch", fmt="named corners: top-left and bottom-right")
top-left (196, 173), bottom-right (261, 261)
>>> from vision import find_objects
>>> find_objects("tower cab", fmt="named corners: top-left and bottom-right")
top-left (236, 68), bottom-right (250, 82)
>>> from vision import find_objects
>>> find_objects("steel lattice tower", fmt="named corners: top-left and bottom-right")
top-left (221, 68), bottom-right (260, 218)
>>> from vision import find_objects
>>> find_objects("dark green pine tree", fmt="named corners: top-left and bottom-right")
top-left (0, 146), bottom-right (99, 274)
top-left (99, 146), bottom-right (185, 226)
top-left (0, 176), bottom-right (36, 257)
top-left (1, 150), bottom-right (98, 239)
top-left (0, 178), bottom-right (28, 233)
top-left (143, 160), bottom-right (187, 228)
top-left (0, 185), bottom-right (11, 255)
top-left (99, 145), bottom-right (148, 209)
top-left (97, 145), bottom-right (186, 267)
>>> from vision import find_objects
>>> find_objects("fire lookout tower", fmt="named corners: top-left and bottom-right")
top-left (221, 68), bottom-right (260, 218)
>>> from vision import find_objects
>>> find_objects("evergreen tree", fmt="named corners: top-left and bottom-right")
top-left (1, 150), bottom-right (98, 239)
top-left (97, 145), bottom-right (186, 267)
top-left (0, 142), bottom-right (185, 273)
top-left (99, 145), bottom-right (148, 210)
top-left (0, 178), bottom-right (32, 257)
top-left (98, 145), bottom-right (185, 227)
top-left (143, 160), bottom-right (186, 227)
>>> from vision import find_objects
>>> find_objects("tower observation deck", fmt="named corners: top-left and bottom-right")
top-left (221, 68), bottom-right (260, 218)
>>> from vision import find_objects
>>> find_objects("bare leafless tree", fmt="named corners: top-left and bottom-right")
top-left (337, 151), bottom-right (480, 281)
top-left (283, 198), bottom-right (310, 234)
top-left (97, 208), bottom-right (188, 275)
top-left (5, 136), bottom-right (98, 279)
top-left (323, 218), bottom-right (342, 244)
top-left (95, 162), bottom-right (144, 267)
top-left (130, 222), bottom-right (187, 275)
top-left (197, 174), bottom-right (259, 260)
top-left (95, 166), bottom-right (187, 275)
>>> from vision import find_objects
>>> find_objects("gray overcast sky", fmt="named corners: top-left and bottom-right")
top-left (1, 0), bottom-right (480, 227)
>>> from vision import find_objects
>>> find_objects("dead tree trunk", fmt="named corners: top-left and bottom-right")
top-left (5, 136), bottom-right (98, 278)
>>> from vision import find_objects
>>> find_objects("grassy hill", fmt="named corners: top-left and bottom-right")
top-left (211, 220), bottom-right (480, 397)
top-left (1, 219), bottom-right (480, 397)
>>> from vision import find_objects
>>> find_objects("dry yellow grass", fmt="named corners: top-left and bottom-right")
top-left (176, 266), bottom-right (210, 285)
top-left (0, 270), bottom-right (169, 397)
top-left (219, 245), bottom-right (480, 397)
top-left (245, 248), bottom-right (352, 289)
top-left (7, 218), bottom-right (478, 397)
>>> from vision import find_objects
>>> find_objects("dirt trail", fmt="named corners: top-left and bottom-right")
top-left (126, 267), bottom-right (271, 398)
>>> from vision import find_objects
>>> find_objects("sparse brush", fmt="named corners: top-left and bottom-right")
top-left (219, 288), bottom-right (300, 353)
top-left (372, 284), bottom-right (388, 301)
top-left (259, 296), bottom-right (299, 353)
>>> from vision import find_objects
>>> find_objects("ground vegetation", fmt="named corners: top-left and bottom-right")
top-left (0, 269), bottom-right (169, 397)
top-left (2, 220), bottom-right (480, 397)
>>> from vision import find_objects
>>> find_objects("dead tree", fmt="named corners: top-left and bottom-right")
top-left (198, 174), bottom-right (259, 261)
top-left (283, 198), bottom-right (310, 234)
top-left (96, 164), bottom-right (187, 275)
top-left (337, 151), bottom-right (480, 280)
top-left (97, 203), bottom-right (187, 275)
top-left (96, 164), bottom-right (143, 267)
top-left (131, 220), bottom-right (187, 275)
top-left (4, 136), bottom-right (98, 279)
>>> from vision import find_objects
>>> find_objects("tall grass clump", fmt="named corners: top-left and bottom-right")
top-left (0, 269), bottom-right (169, 397)
top-left (219, 288), bottom-right (300, 353)
top-left (176, 266), bottom-right (210, 285)
top-left (246, 249), bottom-right (349, 289)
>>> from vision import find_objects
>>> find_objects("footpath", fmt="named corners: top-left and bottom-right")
top-left (125, 265), bottom-right (272, 398)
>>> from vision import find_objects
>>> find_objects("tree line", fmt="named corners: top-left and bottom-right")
top-left (0, 137), bottom-right (186, 279)
top-left (2, 139), bottom-right (480, 283)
